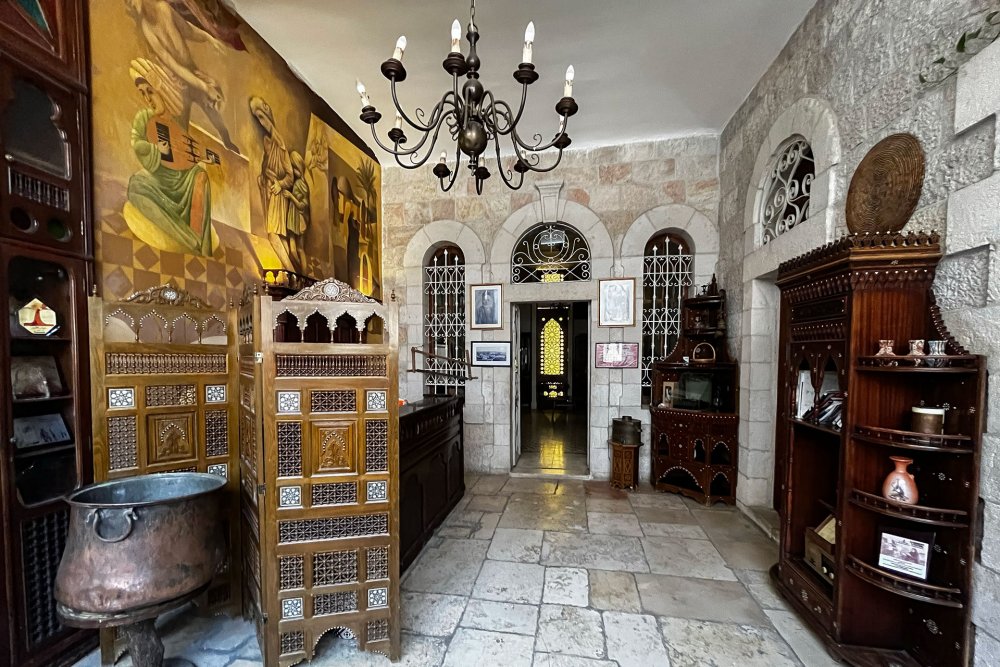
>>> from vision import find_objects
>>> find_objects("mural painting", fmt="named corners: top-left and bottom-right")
top-left (90, 0), bottom-right (382, 306)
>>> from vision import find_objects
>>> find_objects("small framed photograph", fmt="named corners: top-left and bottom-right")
top-left (11, 356), bottom-right (64, 399)
top-left (471, 341), bottom-right (511, 367)
top-left (877, 527), bottom-right (934, 580)
top-left (470, 284), bottom-right (503, 329)
top-left (12, 414), bottom-right (71, 449)
top-left (658, 380), bottom-right (677, 408)
top-left (598, 278), bottom-right (636, 327)
top-left (595, 342), bottom-right (639, 368)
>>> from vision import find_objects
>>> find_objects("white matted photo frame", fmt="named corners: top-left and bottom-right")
top-left (471, 341), bottom-right (511, 367)
top-left (877, 526), bottom-right (934, 580)
top-left (598, 278), bottom-right (636, 327)
top-left (470, 283), bottom-right (503, 329)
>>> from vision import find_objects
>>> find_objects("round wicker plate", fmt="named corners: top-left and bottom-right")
top-left (846, 133), bottom-right (925, 234)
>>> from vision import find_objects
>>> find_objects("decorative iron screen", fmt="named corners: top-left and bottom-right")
top-left (760, 136), bottom-right (815, 245)
top-left (423, 246), bottom-right (466, 394)
top-left (511, 222), bottom-right (590, 283)
top-left (641, 233), bottom-right (693, 402)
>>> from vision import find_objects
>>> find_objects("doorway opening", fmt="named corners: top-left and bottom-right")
top-left (512, 301), bottom-right (589, 476)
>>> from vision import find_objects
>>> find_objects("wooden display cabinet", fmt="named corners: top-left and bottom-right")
top-left (649, 277), bottom-right (739, 505)
top-left (0, 2), bottom-right (95, 666)
top-left (773, 232), bottom-right (985, 667)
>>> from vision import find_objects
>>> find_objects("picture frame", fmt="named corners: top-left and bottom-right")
top-left (657, 380), bottom-right (677, 408)
top-left (12, 413), bottom-right (71, 450)
top-left (471, 341), bottom-right (511, 367)
top-left (598, 278), bottom-right (636, 327)
top-left (595, 342), bottom-right (639, 368)
top-left (10, 355), bottom-right (64, 399)
top-left (877, 526), bottom-right (934, 580)
top-left (470, 283), bottom-right (503, 330)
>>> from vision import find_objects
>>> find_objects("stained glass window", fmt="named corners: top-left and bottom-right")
top-left (641, 233), bottom-right (692, 404)
top-left (540, 318), bottom-right (565, 376)
top-left (424, 246), bottom-right (465, 394)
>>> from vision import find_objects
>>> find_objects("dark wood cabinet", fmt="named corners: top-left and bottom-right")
top-left (649, 278), bottom-right (739, 505)
top-left (0, 2), bottom-right (95, 666)
top-left (399, 396), bottom-right (465, 571)
top-left (772, 232), bottom-right (986, 667)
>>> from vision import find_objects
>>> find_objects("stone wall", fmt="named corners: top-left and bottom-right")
top-left (382, 136), bottom-right (721, 479)
top-left (716, 0), bottom-right (1000, 661)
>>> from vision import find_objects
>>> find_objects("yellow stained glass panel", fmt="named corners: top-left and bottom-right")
top-left (540, 318), bottom-right (564, 376)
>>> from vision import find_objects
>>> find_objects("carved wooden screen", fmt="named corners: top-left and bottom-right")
top-left (89, 285), bottom-right (242, 661)
top-left (244, 278), bottom-right (400, 666)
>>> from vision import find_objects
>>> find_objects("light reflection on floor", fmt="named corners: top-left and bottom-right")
top-left (513, 407), bottom-right (589, 476)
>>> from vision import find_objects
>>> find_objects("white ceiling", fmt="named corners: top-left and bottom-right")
top-left (229, 0), bottom-right (816, 154)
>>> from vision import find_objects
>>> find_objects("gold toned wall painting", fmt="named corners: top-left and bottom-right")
top-left (91, 0), bottom-right (382, 306)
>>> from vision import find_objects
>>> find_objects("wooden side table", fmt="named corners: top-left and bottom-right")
top-left (609, 440), bottom-right (640, 490)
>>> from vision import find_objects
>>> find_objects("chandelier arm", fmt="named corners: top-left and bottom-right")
top-left (482, 86), bottom-right (527, 136)
top-left (510, 115), bottom-right (570, 152)
top-left (518, 147), bottom-right (567, 174)
top-left (389, 79), bottom-right (455, 132)
top-left (367, 109), bottom-right (455, 169)
top-left (438, 145), bottom-right (464, 193)
top-left (505, 135), bottom-right (566, 175)
top-left (491, 133), bottom-right (525, 191)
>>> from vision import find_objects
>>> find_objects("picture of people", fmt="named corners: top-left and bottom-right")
top-left (470, 284), bottom-right (503, 329)
top-left (12, 414), bottom-right (71, 450)
top-left (878, 530), bottom-right (932, 580)
top-left (599, 278), bottom-right (636, 327)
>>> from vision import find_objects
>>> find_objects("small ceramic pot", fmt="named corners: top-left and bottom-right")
top-left (882, 456), bottom-right (919, 505)
top-left (912, 406), bottom-right (945, 435)
top-left (926, 340), bottom-right (947, 367)
top-left (908, 339), bottom-right (926, 356)
top-left (875, 340), bottom-right (895, 356)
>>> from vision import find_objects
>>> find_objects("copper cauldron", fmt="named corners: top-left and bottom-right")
top-left (55, 472), bottom-right (226, 621)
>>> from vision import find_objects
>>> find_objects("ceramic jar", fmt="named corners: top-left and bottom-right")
top-left (875, 340), bottom-right (895, 356)
top-left (882, 456), bottom-right (919, 505)
top-left (908, 339), bottom-right (926, 356)
top-left (912, 406), bottom-right (945, 434)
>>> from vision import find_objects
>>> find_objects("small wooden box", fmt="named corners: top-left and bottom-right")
top-left (805, 517), bottom-right (836, 583)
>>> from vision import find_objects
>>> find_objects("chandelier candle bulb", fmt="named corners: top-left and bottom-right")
top-left (522, 21), bottom-right (534, 64)
top-left (451, 19), bottom-right (462, 53)
top-left (564, 65), bottom-right (575, 97)
top-left (394, 113), bottom-right (403, 130)
top-left (356, 79), bottom-right (370, 108)
top-left (439, 152), bottom-right (447, 164)
top-left (393, 35), bottom-right (407, 61)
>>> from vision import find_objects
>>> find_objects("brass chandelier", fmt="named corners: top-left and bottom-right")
top-left (355, 0), bottom-right (579, 194)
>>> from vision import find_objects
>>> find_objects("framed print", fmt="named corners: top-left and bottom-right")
top-left (470, 284), bottom-right (503, 329)
top-left (12, 413), bottom-right (71, 450)
top-left (471, 341), bottom-right (511, 367)
top-left (11, 356), bottom-right (64, 399)
top-left (595, 342), bottom-right (639, 368)
top-left (877, 527), bottom-right (934, 580)
top-left (598, 278), bottom-right (635, 327)
top-left (658, 380), bottom-right (677, 408)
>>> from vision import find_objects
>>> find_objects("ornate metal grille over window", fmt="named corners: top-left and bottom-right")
top-left (540, 317), bottom-right (565, 376)
top-left (423, 246), bottom-right (466, 394)
top-left (511, 222), bottom-right (590, 283)
top-left (641, 233), bottom-right (692, 402)
top-left (760, 136), bottom-right (815, 244)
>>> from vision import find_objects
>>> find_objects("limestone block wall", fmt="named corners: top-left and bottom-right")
top-left (381, 136), bottom-right (721, 480)
top-left (716, 0), bottom-right (1000, 661)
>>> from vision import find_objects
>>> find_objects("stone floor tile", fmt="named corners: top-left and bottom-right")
top-left (603, 611), bottom-right (670, 667)
top-left (472, 512), bottom-right (502, 540)
top-left (543, 567), bottom-right (589, 606)
top-left (766, 609), bottom-right (840, 666)
top-left (640, 521), bottom-right (709, 539)
top-left (443, 628), bottom-right (534, 667)
top-left (502, 478), bottom-right (560, 495)
top-left (400, 591), bottom-right (467, 636)
top-left (499, 493), bottom-right (588, 532)
top-left (588, 511), bottom-right (644, 537)
top-left (473, 560), bottom-right (546, 603)
top-left (535, 604), bottom-right (606, 659)
top-left (541, 531), bottom-right (649, 572)
top-left (471, 475), bottom-right (510, 495)
top-left (465, 473), bottom-right (481, 488)
top-left (313, 632), bottom-right (447, 666)
top-left (635, 573), bottom-right (770, 625)
top-left (713, 538), bottom-right (778, 571)
top-left (198, 615), bottom-right (255, 651)
top-left (642, 536), bottom-right (737, 581)
top-left (583, 481), bottom-right (628, 499)
top-left (487, 527), bottom-right (545, 563)
top-left (532, 654), bottom-right (618, 667)
top-left (660, 617), bottom-right (800, 666)
top-left (691, 507), bottom-right (768, 542)
top-left (628, 491), bottom-right (688, 509)
top-left (632, 505), bottom-right (699, 524)
top-left (445, 508), bottom-right (485, 527)
top-left (466, 494), bottom-right (510, 513)
top-left (554, 480), bottom-right (587, 496)
top-left (403, 538), bottom-right (489, 595)
top-left (461, 599), bottom-right (540, 635)
top-left (589, 569), bottom-right (642, 612)
top-left (438, 525), bottom-right (473, 538)
top-left (585, 497), bottom-right (634, 513)
top-left (735, 569), bottom-right (790, 611)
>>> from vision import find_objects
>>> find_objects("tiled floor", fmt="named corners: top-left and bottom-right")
top-left (512, 409), bottom-right (589, 476)
top-left (72, 475), bottom-right (840, 666)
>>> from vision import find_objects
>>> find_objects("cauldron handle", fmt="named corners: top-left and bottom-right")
top-left (87, 508), bottom-right (138, 543)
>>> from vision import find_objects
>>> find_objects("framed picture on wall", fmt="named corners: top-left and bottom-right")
top-left (471, 342), bottom-right (511, 367)
top-left (595, 342), bottom-right (639, 368)
top-left (470, 284), bottom-right (503, 329)
top-left (598, 278), bottom-right (635, 327)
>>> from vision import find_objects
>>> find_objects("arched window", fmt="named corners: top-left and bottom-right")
top-left (759, 136), bottom-right (815, 245)
top-left (540, 317), bottom-right (565, 376)
top-left (511, 222), bottom-right (591, 283)
top-left (641, 232), bottom-right (693, 403)
top-left (423, 245), bottom-right (465, 394)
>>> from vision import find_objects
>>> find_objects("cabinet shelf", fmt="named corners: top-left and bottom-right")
top-left (846, 556), bottom-right (964, 608)
top-left (12, 394), bottom-right (73, 405)
top-left (13, 441), bottom-right (76, 459)
top-left (853, 425), bottom-right (973, 454)
top-left (848, 489), bottom-right (969, 528)
top-left (857, 355), bottom-right (978, 373)
top-left (10, 334), bottom-right (71, 343)
top-left (790, 418), bottom-right (842, 438)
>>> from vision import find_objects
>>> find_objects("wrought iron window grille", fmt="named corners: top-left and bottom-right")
top-left (511, 222), bottom-right (591, 284)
